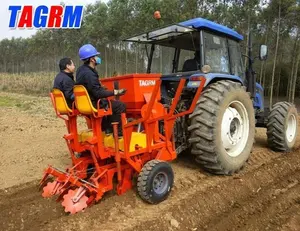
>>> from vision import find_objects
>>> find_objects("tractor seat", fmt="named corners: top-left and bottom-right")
top-left (51, 88), bottom-right (73, 115)
top-left (73, 85), bottom-right (112, 117)
top-left (182, 59), bottom-right (199, 72)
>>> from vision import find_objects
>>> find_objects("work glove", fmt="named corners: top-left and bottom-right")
top-left (114, 89), bottom-right (127, 96)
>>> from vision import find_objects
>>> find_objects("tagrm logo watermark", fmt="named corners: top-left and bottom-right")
top-left (8, 5), bottom-right (84, 29)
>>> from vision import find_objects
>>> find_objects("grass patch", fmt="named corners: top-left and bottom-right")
top-left (0, 96), bottom-right (20, 107)
top-left (0, 72), bottom-right (54, 96)
top-left (0, 95), bottom-right (32, 110)
top-left (0, 92), bottom-right (55, 116)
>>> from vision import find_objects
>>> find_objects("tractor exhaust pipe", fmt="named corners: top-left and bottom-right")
top-left (246, 31), bottom-right (256, 98)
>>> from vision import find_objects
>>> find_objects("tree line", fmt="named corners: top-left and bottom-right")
top-left (0, 0), bottom-right (299, 102)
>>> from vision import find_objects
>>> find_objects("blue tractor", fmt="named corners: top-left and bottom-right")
top-left (124, 17), bottom-right (298, 175)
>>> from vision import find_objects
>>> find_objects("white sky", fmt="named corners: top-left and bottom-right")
top-left (0, 0), bottom-right (107, 40)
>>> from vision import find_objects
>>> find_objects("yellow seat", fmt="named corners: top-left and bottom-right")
top-left (73, 85), bottom-right (112, 116)
top-left (73, 85), bottom-right (98, 115)
top-left (104, 132), bottom-right (148, 152)
top-left (51, 88), bottom-right (72, 115)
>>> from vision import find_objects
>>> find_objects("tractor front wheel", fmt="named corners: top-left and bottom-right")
top-left (188, 80), bottom-right (255, 175)
top-left (137, 160), bottom-right (174, 204)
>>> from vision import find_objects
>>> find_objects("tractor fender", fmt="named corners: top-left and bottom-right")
top-left (197, 73), bottom-right (244, 87)
top-left (197, 74), bottom-right (264, 111)
top-left (190, 74), bottom-right (265, 113)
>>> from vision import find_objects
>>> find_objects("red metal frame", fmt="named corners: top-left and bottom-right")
top-left (49, 92), bottom-right (93, 167)
top-left (41, 76), bottom-right (206, 213)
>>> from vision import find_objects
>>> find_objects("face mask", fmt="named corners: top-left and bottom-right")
top-left (95, 56), bottom-right (102, 65)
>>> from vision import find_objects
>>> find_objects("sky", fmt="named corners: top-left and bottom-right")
top-left (0, 0), bottom-right (107, 40)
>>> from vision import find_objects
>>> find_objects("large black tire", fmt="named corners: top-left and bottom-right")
top-left (267, 102), bottom-right (298, 152)
top-left (137, 160), bottom-right (174, 204)
top-left (188, 80), bottom-right (255, 175)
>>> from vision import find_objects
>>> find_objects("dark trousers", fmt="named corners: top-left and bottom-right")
top-left (102, 100), bottom-right (126, 136)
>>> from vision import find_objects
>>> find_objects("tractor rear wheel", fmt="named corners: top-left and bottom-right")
top-left (188, 80), bottom-right (255, 175)
top-left (137, 160), bottom-right (174, 204)
top-left (267, 102), bottom-right (298, 152)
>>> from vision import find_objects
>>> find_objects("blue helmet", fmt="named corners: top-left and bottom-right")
top-left (78, 44), bottom-right (100, 60)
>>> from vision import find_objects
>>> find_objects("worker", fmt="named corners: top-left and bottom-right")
top-left (182, 50), bottom-right (201, 72)
top-left (53, 57), bottom-right (76, 108)
top-left (75, 44), bottom-right (127, 137)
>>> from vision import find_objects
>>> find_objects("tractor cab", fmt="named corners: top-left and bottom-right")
top-left (124, 18), bottom-right (246, 85)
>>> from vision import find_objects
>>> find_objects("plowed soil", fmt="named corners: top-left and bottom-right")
top-left (0, 92), bottom-right (300, 231)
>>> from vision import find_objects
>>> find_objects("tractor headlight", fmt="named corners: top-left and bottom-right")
top-left (201, 65), bottom-right (211, 74)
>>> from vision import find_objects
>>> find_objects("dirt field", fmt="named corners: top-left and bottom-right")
top-left (0, 91), bottom-right (300, 231)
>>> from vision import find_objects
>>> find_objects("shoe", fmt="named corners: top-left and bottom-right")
top-left (105, 127), bottom-right (113, 134)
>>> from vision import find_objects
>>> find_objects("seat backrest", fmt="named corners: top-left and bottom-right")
top-left (73, 85), bottom-right (97, 115)
top-left (51, 88), bottom-right (72, 114)
top-left (182, 59), bottom-right (198, 72)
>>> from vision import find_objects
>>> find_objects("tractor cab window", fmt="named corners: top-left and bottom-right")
top-left (179, 49), bottom-right (200, 72)
top-left (228, 39), bottom-right (245, 79)
top-left (151, 45), bottom-right (174, 74)
top-left (203, 32), bottom-right (230, 74)
top-left (140, 29), bottom-right (200, 74)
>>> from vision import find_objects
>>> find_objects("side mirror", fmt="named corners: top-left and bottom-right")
top-left (259, 44), bottom-right (268, 61)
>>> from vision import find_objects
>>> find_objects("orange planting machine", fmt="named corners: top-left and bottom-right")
top-left (40, 73), bottom-right (205, 214)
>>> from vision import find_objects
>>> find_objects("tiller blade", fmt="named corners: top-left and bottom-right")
top-left (42, 181), bottom-right (63, 198)
top-left (62, 187), bottom-right (89, 214)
